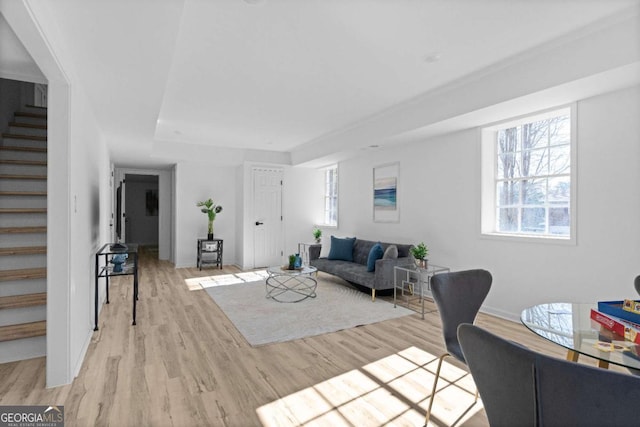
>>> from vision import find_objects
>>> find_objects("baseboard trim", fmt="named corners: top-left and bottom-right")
top-left (480, 305), bottom-right (520, 323)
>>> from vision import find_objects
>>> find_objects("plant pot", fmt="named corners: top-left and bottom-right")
top-left (207, 233), bottom-right (214, 240)
top-left (415, 258), bottom-right (428, 269)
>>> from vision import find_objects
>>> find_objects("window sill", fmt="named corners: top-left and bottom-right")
top-left (480, 232), bottom-right (576, 246)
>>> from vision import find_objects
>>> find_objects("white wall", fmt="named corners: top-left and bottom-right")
top-left (159, 170), bottom-right (173, 261)
top-left (235, 165), bottom-right (245, 268)
top-left (68, 83), bottom-right (108, 382)
top-left (174, 161), bottom-right (237, 268)
top-left (282, 165), bottom-right (324, 257)
top-left (336, 85), bottom-right (640, 321)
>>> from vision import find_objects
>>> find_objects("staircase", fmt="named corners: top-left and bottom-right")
top-left (0, 105), bottom-right (47, 363)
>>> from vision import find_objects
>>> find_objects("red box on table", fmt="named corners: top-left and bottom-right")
top-left (590, 309), bottom-right (640, 344)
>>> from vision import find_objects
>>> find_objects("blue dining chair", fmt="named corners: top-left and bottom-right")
top-left (536, 350), bottom-right (640, 427)
top-left (458, 323), bottom-right (640, 427)
top-left (457, 323), bottom-right (538, 427)
top-left (424, 269), bottom-right (492, 427)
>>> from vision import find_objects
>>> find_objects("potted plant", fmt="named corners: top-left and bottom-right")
top-left (196, 198), bottom-right (223, 240)
top-left (410, 242), bottom-right (429, 268)
top-left (312, 227), bottom-right (322, 243)
top-left (288, 254), bottom-right (297, 270)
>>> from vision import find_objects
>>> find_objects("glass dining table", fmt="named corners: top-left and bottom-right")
top-left (521, 302), bottom-right (640, 371)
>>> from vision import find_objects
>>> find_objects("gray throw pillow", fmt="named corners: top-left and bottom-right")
top-left (383, 244), bottom-right (398, 259)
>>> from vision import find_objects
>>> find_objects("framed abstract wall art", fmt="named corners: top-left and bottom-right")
top-left (373, 162), bottom-right (399, 222)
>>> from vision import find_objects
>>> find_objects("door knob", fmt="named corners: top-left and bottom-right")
top-left (255, 221), bottom-right (264, 226)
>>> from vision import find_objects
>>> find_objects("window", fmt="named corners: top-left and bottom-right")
top-left (323, 165), bottom-right (338, 226)
top-left (481, 106), bottom-right (575, 240)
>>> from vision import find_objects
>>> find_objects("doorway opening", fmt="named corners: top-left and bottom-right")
top-left (113, 168), bottom-right (173, 262)
top-left (124, 174), bottom-right (159, 251)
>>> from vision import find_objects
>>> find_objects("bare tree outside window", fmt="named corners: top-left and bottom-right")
top-left (495, 112), bottom-right (571, 236)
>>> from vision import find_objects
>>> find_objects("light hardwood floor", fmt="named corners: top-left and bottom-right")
top-left (0, 249), bottom-right (603, 426)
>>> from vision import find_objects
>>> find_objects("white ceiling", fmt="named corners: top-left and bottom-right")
top-left (2, 0), bottom-right (640, 167)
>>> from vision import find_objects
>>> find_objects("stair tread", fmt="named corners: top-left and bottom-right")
top-left (0, 208), bottom-right (47, 214)
top-left (0, 268), bottom-right (47, 281)
top-left (0, 146), bottom-right (47, 153)
top-left (0, 226), bottom-right (47, 234)
top-left (0, 191), bottom-right (47, 196)
top-left (0, 293), bottom-right (46, 309)
top-left (0, 246), bottom-right (46, 256)
top-left (0, 321), bottom-right (46, 342)
top-left (1, 133), bottom-right (47, 142)
top-left (8, 122), bottom-right (47, 130)
top-left (0, 174), bottom-right (47, 180)
top-left (0, 159), bottom-right (47, 166)
top-left (14, 112), bottom-right (47, 120)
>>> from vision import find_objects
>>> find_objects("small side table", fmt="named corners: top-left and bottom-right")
top-left (197, 238), bottom-right (223, 270)
top-left (94, 243), bottom-right (139, 330)
top-left (393, 263), bottom-right (450, 319)
top-left (298, 242), bottom-right (322, 265)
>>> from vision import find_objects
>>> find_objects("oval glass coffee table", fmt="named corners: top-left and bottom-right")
top-left (266, 265), bottom-right (318, 303)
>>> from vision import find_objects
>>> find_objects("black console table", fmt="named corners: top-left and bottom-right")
top-left (197, 238), bottom-right (223, 270)
top-left (94, 243), bottom-right (139, 330)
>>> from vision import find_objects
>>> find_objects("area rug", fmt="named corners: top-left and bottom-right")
top-left (204, 274), bottom-right (414, 346)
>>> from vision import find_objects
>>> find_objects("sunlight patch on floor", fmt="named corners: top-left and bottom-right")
top-left (236, 270), bottom-right (269, 282)
top-left (184, 277), bottom-right (206, 291)
top-left (200, 274), bottom-right (246, 288)
top-left (185, 270), bottom-right (269, 290)
top-left (256, 346), bottom-right (483, 427)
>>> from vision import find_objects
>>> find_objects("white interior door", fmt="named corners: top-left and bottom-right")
top-left (253, 167), bottom-right (283, 268)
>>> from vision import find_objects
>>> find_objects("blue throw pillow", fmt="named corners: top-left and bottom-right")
top-left (328, 236), bottom-right (356, 261)
top-left (367, 242), bottom-right (384, 272)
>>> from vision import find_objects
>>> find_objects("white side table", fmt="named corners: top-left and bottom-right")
top-left (393, 264), bottom-right (450, 319)
top-left (297, 242), bottom-right (322, 265)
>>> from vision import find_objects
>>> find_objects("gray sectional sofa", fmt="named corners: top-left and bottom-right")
top-left (310, 238), bottom-right (413, 301)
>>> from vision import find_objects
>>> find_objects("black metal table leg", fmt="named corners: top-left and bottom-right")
top-left (133, 252), bottom-right (138, 325)
top-left (94, 253), bottom-right (99, 331)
